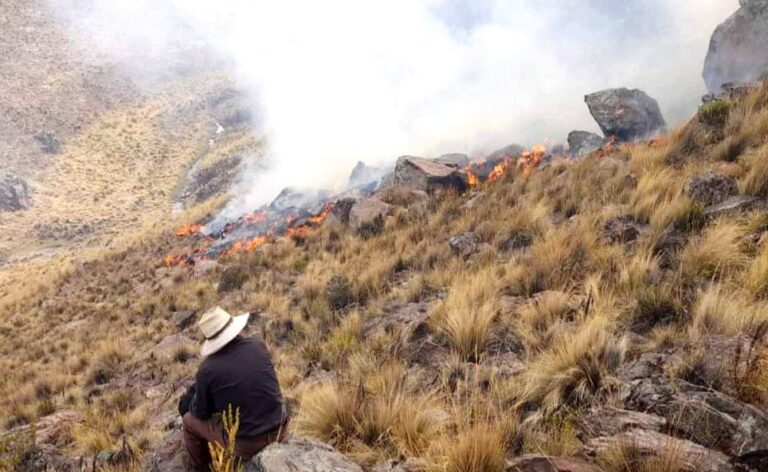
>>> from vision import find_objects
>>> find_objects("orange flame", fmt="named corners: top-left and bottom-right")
top-left (466, 169), bottom-right (479, 187)
top-left (176, 224), bottom-right (203, 237)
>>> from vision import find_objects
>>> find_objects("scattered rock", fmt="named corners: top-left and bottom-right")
top-left (462, 191), bottom-right (485, 210)
top-left (448, 232), bottom-right (482, 259)
top-left (143, 428), bottom-right (186, 472)
top-left (435, 153), bottom-right (470, 169)
top-left (0, 173), bottom-right (31, 211)
top-left (375, 186), bottom-right (429, 208)
top-left (3, 410), bottom-right (82, 447)
top-left (583, 429), bottom-right (734, 472)
top-left (567, 130), bottom-right (604, 158)
top-left (507, 455), bottom-right (604, 472)
top-left (371, 458), bottom-right (428, 472)
top-left (704, 195), bottom-right (763, 218)
top-left (584, 88), bottom-right (666, 141)
top-left (703, 0), bottom-right (768, 93)
top-left (393, 156), bottom-right (469, 193)
top-left (171, 309), bottom-right (197, 332)
top-left (34, 131), bottom-right (61, 154)
top-left (576, 406), bottom-right (666, 442)
top-left (246, 438), bottom-right (363, 472)
top-left (499, 231), bottom-right (534, 252)
top-left (348, 198), bottom-right (392, 236)
top-left (149, 334), bottom-right (196, 360)
top-left (193, 259), bottom-right (220, 276)
top-left (684, 171), bottom-right (739, 206)
top-left (601, 215), bottom-right (645, 244)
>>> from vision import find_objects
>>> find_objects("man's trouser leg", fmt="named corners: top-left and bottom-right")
top-left (182, 413), bottom-right (225, 471)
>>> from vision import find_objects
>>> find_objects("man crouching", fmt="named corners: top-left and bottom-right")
top-left (178, 307), bottom-right (288, 471)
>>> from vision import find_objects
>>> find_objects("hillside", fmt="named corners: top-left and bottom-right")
top-left (3, 76), bottom-right (768, 472)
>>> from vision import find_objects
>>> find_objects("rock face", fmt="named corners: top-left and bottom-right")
top-left (567, 130), bottom-right (604, 158)
top-left (584, 88), bottom-right (666, 141)
top-left (435, 153), bottom-right (469, 169)
top-left (704, 195), bottom-right (763, 218)
top-left (348, 161), bottom-right (387, 190)
top-left (0, 173), bottom-right (31, 211)
top-left (393, 156), bottom-right (469, 193)
top-left (246, 438), bottom-right (363, 472)
top-left (684, 171), bottom-right (739, 206)
top-left (703, 0), bottom-right (768, 93)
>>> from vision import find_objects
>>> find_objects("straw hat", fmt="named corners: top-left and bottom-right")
top-left (197, 307), bottom-right (250, 357)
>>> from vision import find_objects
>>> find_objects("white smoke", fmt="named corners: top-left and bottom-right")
top-left (47, 0), bottom-right (739, 218)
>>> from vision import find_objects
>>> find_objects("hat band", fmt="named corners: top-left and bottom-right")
top-left (206, 317), bottom-right (233, 340)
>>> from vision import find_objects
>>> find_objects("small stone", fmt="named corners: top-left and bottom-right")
top-left (684, 171), bottom-right (739, 206)
top-left (448, 232), bottom-right (482, 259)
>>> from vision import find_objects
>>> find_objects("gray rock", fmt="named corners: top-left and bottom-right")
top-left (448, 232), bottom-right (482, 259)
top-left (685, 171), bottom-right (739, 206)
top-left (703, 0), bottom-right (768, 93)
top-left (34, 131), bottom-right (61, 154)
top-left (246, 438), bottom-right (362, 472)
top-left (507, 455), bottom-right (604, 472)
top-left (704, 195), bottom-right (763, 217)
top-left (621, 372), bottom-right (768, 457)
top-left (583, 429), bottom-right (734, 472)
top-left (143, 429), bottom-right (186, 472)
top-left (601, 215), bottom-right (645, 244)
top-left (371, 458), bottom-right (428, 472)
top-left (584, 88), bottom-right (666, 141)
top-left (576, 406), bottom-right (666, 442)
top-left (435, 153), bottom-right (469, 169)
top-left (0, 173), bottom-right (31, 211)
top-left (348, 198), bottom-right (392, 235)
top-left (325, 197), bottom-right (358, 226)
top-left (393, 156), bottom-right (469, 193)
top-left (567, 130), bottom-right (604, 158)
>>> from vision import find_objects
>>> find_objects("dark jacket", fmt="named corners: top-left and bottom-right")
top-left (191, 336), bottom-right (285, 438)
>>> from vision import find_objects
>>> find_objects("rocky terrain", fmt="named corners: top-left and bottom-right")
top-left (3, 2), bottom-right (768, 472)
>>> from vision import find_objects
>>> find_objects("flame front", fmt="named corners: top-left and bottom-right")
top-left (176, 224), bottom-right (203, 237)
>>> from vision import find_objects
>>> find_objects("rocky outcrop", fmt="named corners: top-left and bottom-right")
top-left (246, 438), bottom-right (363, 472)
top-left (567, 131), bottom-right (603, 158)
top-left (685, 171), bottom-right (739, 206)
top-left (393, 156), bottom-right (469, 193)
top-left (584, 88), bottom-right (666, 141)
top-left (703, 0), bottom-right (768, 93)
top-left (34, 131), bottom-right (61, 154)
top-left (583, 429), bottom-right (734, 472)
top-left (576, 406), bottom-right (666, 441)
top-left (507, 455), bottom-right (603, 472)
top-left (0, 173), bottom-right (30, 211)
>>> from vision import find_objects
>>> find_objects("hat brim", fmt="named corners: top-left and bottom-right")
top-left (200, 312), bottom-right (249, 357)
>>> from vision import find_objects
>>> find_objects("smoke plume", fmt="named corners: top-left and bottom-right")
top-left (47, 0), bottom-right (739, 219)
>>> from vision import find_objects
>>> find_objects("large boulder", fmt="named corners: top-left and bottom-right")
top-left (703, 0), bottom-right (768, 93)
top-left (246, 438), bottom-right (362, 472)
top-left (684, 171), bottom-right (739, 206)
top-left (584, 88), bottom-right (666, 141)
top-left (348, 161), bottom-right (387, 190)
top-left (0, 173), bottom-right (31, 211)
top-left (393, 156), bottom-right (469, 193)
top-left (435, 153), bottom-right (469, 169)
top-left (348, 198), bottom-right (392, 235)
top-left (143, 429), bottom-right (186, 472)
top-left (567, 131), bottom-right (604, 158)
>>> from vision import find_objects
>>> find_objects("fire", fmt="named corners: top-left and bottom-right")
top-left (517, 144), bottom-right (546, 175)
top-left (467, 169), bottom-right (479, 187)
top-left (175, 224), bottom-right (203, 237)
top-left (163, 254), bottom-right (190, 267)
top-left (244, 211), bottom-right (267, 224)
top-left (487, 158), bottom-right (512, 182)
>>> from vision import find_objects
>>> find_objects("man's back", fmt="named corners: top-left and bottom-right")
top-left (193, 336), bottom-right (284, 438)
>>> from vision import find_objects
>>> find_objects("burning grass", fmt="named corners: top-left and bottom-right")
top-left (6, 81), bottom-right (768, 470)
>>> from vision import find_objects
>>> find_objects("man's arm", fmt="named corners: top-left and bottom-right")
top-left (191, 366), bottom-right (214, 420)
